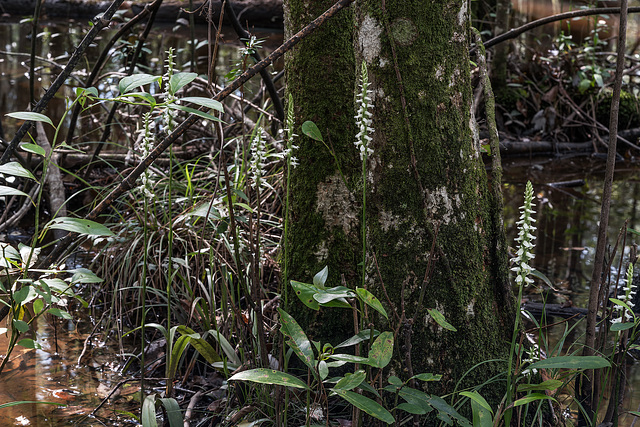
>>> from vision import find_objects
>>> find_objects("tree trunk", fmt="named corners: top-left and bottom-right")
top-left (284, 0), bottom-right (514, 409)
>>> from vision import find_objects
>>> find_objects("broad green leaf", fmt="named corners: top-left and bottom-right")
top-left (611, 322), bottom-right (635, 332)
top-left (517, 379), bottom-right (563, 392)
top-left (313, 266), bottom-right (329, 288)
top-left (13, 286), bottom-right (31, 305)
top-left (46, 217), bottom-right (114, 236)
top-left (119, 74), bottom-right (160, 94)
top-left (181, 96), bottom-right (224, 112)
top-left (47, 308), bottom-right (72, 319)
top-left (208, 329), bottom-right (240, 365)
top-left (512, 393), bottom-right (555, 407)
top-left (278, 309), bottom-right (315, 370)
top-left (33, 298), bottom-right (44, 314)
top-left (120, 91), bottom-right (156, 106)
top-left (20, 143), bottom-right (46, 157)
top-left (356, 288), bottom-right (388, 320)
top-left (396, 402), bottom-right (427, 415)
top-left (168, 335), bottom-right (191, 380)
top-left (169, 72), bottom-right (198, 95)
top-left (332, 389), bottom-right (394, 424)
top-left (141, 394), bottom-right (159, 427)
top-left (302, 121), bottom-right (324, 142)
top-left (470, 399), bottom-right (493, 427)
top-left (177, 325), bottom-right (222, 365)
top-left (0, 185), bottom-right (29, 198)
top-left (427, 308), bottom-right (457, 332)
top-left (290, 280), bottom-right (320, 310)
top-left (13, 319), bottom-right (29, 333)
top-left (335, 329), bottom-right (379, 348)
top-left (0, 162), bottom-right (36, 181)
top-left (411, 373), bottom-right (442, 382)
top-left (41, 278), bottom-right (73, 295)
top-left (17, 338), bottom-right (41, 349)
top-left (333, 370), bottom-right (366, 391)
top-left (168, 104), bottom-right (223, 122)
top-left (157, 397), bottom-right (183, 427)
top-left (610, 298), bottom-right (634, 315)
top-left (368, 331), bottom-right (393, 368)
top-left (460, 391), bottom-right (493, 414)
top-left (329, 354), bottom-right (370, 364)
top-left (388, 376), bottom-right (403, 387)
top-left (318, 360), bottom-right (329, 380)
top-left (528, 355), bottom-right (610, 371)
top-left (428, 395), bottom-right (471, 426)
top-left (313, 287), bottom-right (354, 305)
top-left (229, 368), bottom-right (309, 389)
top-left (6, 111), bottom-right (53, 127)
top-left (69, 268), bottom-right (104, 284)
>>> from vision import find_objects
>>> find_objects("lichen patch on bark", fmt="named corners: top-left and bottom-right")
top-left (316, 173), bottom-right (358, 235)
top-left (424, 187), bottom-right (461, 224)
top-left (358, 15), bottom-right (382, 64)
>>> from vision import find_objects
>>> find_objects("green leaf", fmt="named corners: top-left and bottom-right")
top-left (313, 266), bottom-right (329, 288)
top-left (329, 354), bottom-right (370, 364)
top-left (0, 401), bottom-right (64, 409)
top-left (470, 399), bottom-right (493, 427)
top-left (169, 72), bottom-right (198, 95)
top-left (142, 394), bottom-right (159, 427)
top-left (13, 319), bottom-right (29, 333)
top-left (6, 111), bottom-right (53, 127)
top-left (460, 391), bottom-right (493, 414)
top-left (517, 379), bottom-right (563, 392)
top-left (33, 298), bottom-right (44, 314)
top-left (208, 329), bottom-right (240, 365)
top-left (512, 393), bottom-right (555, 407)
top-left (13, 286), bottom-right (31, 305)
top-left (229, 368), bottom-right (309, 389)
top-left (528, 355), bottom-right (610, 371)
top-left (396, 402), bottom-right (427, 415)
top-left (332, 389), bottom-right (394, 424)
top-left (368, 331), bottom-right (393, 368)
top-left (630, 411), bottom-right (640, 417)
top-left (610, 298), bottom-right (633, 315)
top-left (334, 370), bottom-right (366, 391)
top-left (611, 322), bottom-right (635, 332)
top-left (119, 73), bottom-right (160, 94)
top-left (17, 338), bottom-right (41, 349)
top-left (45, 217), bottom-right (114, 236)
top-left (411, 373), bottom-right (442, 382)
top-left (69, 268), bottom-right (104, 284)
top-left (356, 288), bottom-right (388, 320)
top-left (318, 360), bottom-right (329, 380)
top-left (313, 287), bottom-right (354, 305)
top-left (302, 121), bottom-right (324, 142)
top-left (20, 143), bottom-right (46, 157)
top-left (180, 96), bottom-right (224, 112)
top-left (168, 335), bottom-right (191, 381)
top-left (290, 280), bottom-right (320, 310)
top-left (120, 91), bottom-right (156, 106)
top-left (278, 309), bottom-right (315, 371)
top-left (388, 376), bottom-right (403, 387)
top-left (157, 397), bottom-right (183, 427)
top-left (0, 185), bottom-right (30, 198)
top-left (168, 104), bottom-right (223, 122)
top-left (427, 308), bottom-right (457, 332)
top-left (47, 308), bottom-right (72, 319)
top-left (177, 325), bottom-right (222, 365)
top-left (335, 329), bottom-right (379, 348)
top-left (0, 162), bottom-right (36, 181)
top-left (428, 395), bottom-right (471, 426)
top-left (530, 269), bottom-right (555, 289)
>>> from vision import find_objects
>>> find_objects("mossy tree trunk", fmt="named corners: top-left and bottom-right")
top-left (284, 0), bottom-right (514, 405)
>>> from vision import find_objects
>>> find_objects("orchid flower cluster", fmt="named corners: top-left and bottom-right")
top-left (250, 127), bottom-right (268, 188)
top-left (282, 94), bottom-right (299, 168)
top-left (611, 263), bottom-right (636, 325)
top-left (136, 112), bottom-right (156, 199)
top-left (162, 47), bottom-right (177, 132)
top-left (511, 181), bottom-right (537, 287)
top-left (354, 61), bottom-right (374, 161)
top-left (521, 342), bottom-right (541, 376)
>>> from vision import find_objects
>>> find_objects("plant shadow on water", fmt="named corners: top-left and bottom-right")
top-left (503, 156), bottom-right (640, 426)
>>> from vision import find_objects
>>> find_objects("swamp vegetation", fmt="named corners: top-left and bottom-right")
top-left (3, 0), bottom-right (640, 426)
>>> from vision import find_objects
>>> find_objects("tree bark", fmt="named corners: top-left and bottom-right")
top-left (285, 0), bottom-right (513, 409)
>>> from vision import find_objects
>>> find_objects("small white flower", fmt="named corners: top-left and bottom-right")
top-left (354, 62), bottom-right (375, 161)
top-left (511, 181), bottom-right (536, 288)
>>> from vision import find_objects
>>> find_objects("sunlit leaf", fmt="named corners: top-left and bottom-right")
top-left (118, 73), bottom-right (160, 94)
top-left (512, 393), bottom-right (555, 407)
top-left (333, 370), bottom-right (365, 391)
top-left (45, 217), bottom-right (114, 236)
top-left (427, 308), bottom-right (457, 332)
top-left (329, 354), bottom-right (369, 364)
top-left (0, 185), bottom-right (29, 198)
top-left (20, 143), bottom-right (46, 157)
top-left (17, 338), bottom-right (41, 349)
top-left (313, 266), bottom-right (328, 288)
top-left (290, 280), bottom-right (320, 310)
top-left (120, 91), bottom-right (156, 106)
top-left (278, 309), bottom-right (315, 371)
top-left (141, 394), bottom-right (159, 427)
top-left (47, 308), bottom-right (72, 319)
top-left (411, 373), bottom-right (442, 382)
top-left (6, 111), bottom-right (53, 127)
top-left (332, 389), bottom-right (394, 424)
top-left (313, 287), bottom-right (354, 306)
top-left (69, 268), bottom-right (104, 284)
top-left (356, 287), bottom-right (388, 320)
top-left (33, 298), bottom-right (44, 315)
top-left (335, 329), bottom-right (379, 349)
top-left (229, 368), bottom-right (309, 389)
top-left (177, 325), bottom-right (222, 365)
top-left (0, 162), bottom-right (36, 181)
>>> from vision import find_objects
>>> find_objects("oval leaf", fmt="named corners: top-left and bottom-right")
top-left (0, 185), bottom-right (30, 198)
top-left (290, 280), bottom-right (320, 310)
top-left (313, 266), bottom-right (329, 288)
top-left (368, 331), bottom-right (393, 368)
top-left (229, 368), bottom-right (309, 389)
top-left (6, 111), bottom-right (53, 127)
top-left (335, 329), bottom-right (379, 349)
top-left (20, 143), bottom-right (46, 157)
top-left (181, 96), bottom-right (224, 112)
top-left (46, 217), bottom-right (114, 237)
top-left (17, 338), bottom-right (41, 349)
top-left (302, 121), bottom-right (324, 142)
top-left (412, 373), bottom-right (442, 382)
top-left (611, 322), bottom-right (635, 332)
top-left (169, 72), bottom-right (198, 95)
top-left (118, 74), bottom-right (160, 94)
top-left (460, 391), bottom-right (493, 414)
top-left (0, 162), bottom-right (36, 181)
top-left (334, 370), bottom-right (366, 391)
top-left (332, 389), bottom-right (394, 424)
top-left (278, 309), bottom-right (315, 371)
